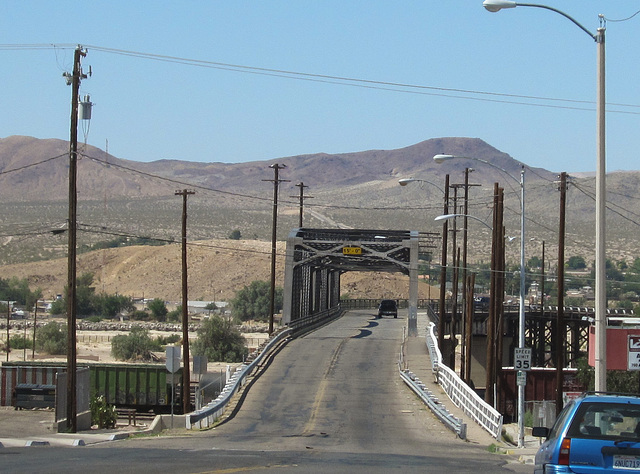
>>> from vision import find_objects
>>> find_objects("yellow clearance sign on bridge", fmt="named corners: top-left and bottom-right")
top-left (342, 246), bottom-right (362, 255)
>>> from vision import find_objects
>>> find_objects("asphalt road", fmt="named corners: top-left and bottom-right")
top-left (0, 310), bottom-right (529, 473)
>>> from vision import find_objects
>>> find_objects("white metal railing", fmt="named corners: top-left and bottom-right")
top-left (426, 322), bottom-right (503, 439)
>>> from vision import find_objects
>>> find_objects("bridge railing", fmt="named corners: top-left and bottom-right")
top-left (426, 322), bottom-right (503, 439)
top-left (186, 307), bottom-right (343, 429)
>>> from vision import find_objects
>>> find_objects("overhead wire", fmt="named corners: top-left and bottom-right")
top-left (1, 43), bottom-right (639, 114)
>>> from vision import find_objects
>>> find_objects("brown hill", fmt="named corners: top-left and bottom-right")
top-left (0, 238), bottom-right (434, 302)
top-left (1, 134), bottom-right (640, 296)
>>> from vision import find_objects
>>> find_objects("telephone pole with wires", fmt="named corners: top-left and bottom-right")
top-left (176, 189), bottom-right (195, 415)
top-left (264, 165), bottom-right (289, 334)
top-left (291, 182), bottom-right (312, 228)
top-left (63, 45), bottom-right (90, 433)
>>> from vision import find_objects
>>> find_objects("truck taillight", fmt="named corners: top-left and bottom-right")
top-left (558, 438), bottom-right (571, 465)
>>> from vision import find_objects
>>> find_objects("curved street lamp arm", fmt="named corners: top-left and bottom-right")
top-left (398, 178), bottom-right (445, 195)
top-left (516, 3), bottom-right (598, 40)
top-left (435, 213), bottom-right (493, 231)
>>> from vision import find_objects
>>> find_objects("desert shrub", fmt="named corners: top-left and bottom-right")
top-left (9, 335), bottom-right (32, 350)
top-left (36, 321), bottom-right (67, 354)
top-left (167, 307), bottom-right (181, 322)
top-left (192, 315), bottom-right (248, 363)
top-left (156, 334), bottom-right (180, 346)
top-left (129, 310), bottom-right (150, 321)
top-left (111, 326), bottom-right (156, 362)
top-left (231, 280), bottom-right (283, 322)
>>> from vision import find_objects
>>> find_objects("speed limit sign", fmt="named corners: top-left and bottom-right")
top-left (514, 348), bottom-right (532, 371)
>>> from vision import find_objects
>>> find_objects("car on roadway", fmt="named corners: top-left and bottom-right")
top-left (533, 392), bottom-right (640, 473)
top-left (377, 299), bottom-right (398, 318)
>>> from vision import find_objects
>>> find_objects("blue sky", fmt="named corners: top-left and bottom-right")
top-left (1, 1), bottom-right (638, 173)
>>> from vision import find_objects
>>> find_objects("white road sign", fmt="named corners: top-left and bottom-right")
top-left (514, 347), bottom-right (532, 371)
top-left (628, 335), bottom-right (640, 371)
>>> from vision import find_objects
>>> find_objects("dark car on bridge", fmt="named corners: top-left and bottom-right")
top-left (377, 300), bottom-right (398, 318)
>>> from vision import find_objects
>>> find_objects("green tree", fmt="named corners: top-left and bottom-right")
top-left (567, 256), bottom-right (587, 270)
top-left (231, 280), bottom-right (283, 322)
top-left (147, 298), bottom-right (168, 321)
top-left (527, 256), bottom-right (542, 269)
top-left (76, 272), bottom-right (97, 316)
top-left (53, 272), bottom-right (99, 317)
top-left (50, 299), bottom-right (65, 315)
top-left (576, 357), bottom-right (638, 393)
top-left (36, 321), bottom-right (67, 354)
top-left (228, 229), bottom-right (242, 240)
top-left (167, 305), bottom-right (181, 322)
top-left (0, 277), bottom-right (42, 308)
top-left (111, 326), bottom-right (158, 362)
top-left (94, 294), bottom-right (135, 319)
top-left (192, 315), bottom-right (248, 362)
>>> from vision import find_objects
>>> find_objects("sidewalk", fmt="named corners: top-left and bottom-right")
top-left (403, 312), bottom-right (540, 465)
top-left (0, 407), bottom-right (169, 447)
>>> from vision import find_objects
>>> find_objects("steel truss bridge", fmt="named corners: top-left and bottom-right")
top-left (283, 228), bottom-right (439, 336)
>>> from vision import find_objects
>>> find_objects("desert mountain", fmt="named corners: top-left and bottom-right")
top-left (1, 135), bottom-right (639, 301)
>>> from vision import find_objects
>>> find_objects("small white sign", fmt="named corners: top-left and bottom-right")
top-left (628, 336), bottom-right (640, 371)
top-left (514, 347), bottom-right (532, 371)
top-left (516, 371), bottom-right (527, 387)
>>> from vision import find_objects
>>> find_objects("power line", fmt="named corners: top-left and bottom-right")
top-left (1, 43), bottom-right (639, 114)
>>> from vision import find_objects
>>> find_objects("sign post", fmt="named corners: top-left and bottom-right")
top-left (166, 346), bottom-right (181, 428)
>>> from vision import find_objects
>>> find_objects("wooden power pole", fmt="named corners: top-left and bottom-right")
top-left (176, 189), bottom-right (195, 415)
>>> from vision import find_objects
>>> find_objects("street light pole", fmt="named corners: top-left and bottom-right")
top-left (435, 153), bottom-right (526, 445)
top-left (398, 176), bottom-right (449, 350)
top-left (483, 0), bottom-right (608, 410)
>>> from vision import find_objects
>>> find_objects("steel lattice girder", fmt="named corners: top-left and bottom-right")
top-left (282, 228), bottom-right (422, 332)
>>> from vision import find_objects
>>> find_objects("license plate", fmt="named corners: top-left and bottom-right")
top-left (613, 455), bottom-right (640, 470)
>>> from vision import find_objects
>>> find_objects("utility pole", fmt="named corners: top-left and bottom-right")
top-left (291, 182), bottom-right (312, 228)
top-left (32, 299), bottom-right (38, 360)
top-left (449, 186), bottom-right (459, 370)
top-left (438, 175), bottom-right (450, 359)
top-left (556, 172), bottom-right (567, 415)
top-left (176, 189), bottom-right (195, 415)
top-left (264, 165), bottom-right (288, 335)
top-left (5, 301), bottom-right (9, 362)
top-left (64, 45), bottom-right (88, 433)
top-left (485, 183), bottom-right (503, 407)
top-left (464, 273), bottom-right (475, 383)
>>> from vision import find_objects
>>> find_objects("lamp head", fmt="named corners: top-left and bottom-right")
top-left (398, 178), bottom-right (416, 186)
top-left (434, 214), bottom-right (459, 222)
top-left (482, 0), bottom-right (517, 12)
top-left (433, 154), bottom-right (454, 164)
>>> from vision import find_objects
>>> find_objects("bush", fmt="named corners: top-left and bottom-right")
top-left (111, 326), bottom-right (156, 362)
top-left (36, 321), bottom-right (67, 354)
top-left (192, 315), bottom-right (248, 363)
top-left (156, 334), bottom-right (180, 346)
top-left (49, 299), bottom-right (65, 315)
top-left (9, 335), bottom-right (32, 350)
top-left (231, 280), bottom-right (283, 322)
top-left (167, 307), bottom-right (181, 322)
top-left (129, 310), bottom-right (150, 321)
top-left (90, 395), bottom-right (117, 428)
top-left (147, 299), bottom-right (168, 321)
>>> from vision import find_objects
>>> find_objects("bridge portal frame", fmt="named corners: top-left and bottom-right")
top-left (283, 228), bottom-right (420, 335)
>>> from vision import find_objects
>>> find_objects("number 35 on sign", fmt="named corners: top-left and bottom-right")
top-left (514, 348), bottom-right (532, 371)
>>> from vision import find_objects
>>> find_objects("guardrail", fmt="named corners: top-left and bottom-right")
top-left (426, 322), bottom-right (503, 439)
top-left (186, 327), bottom-right (292, 429)
top-left (186, 307), bottom-right (343, 430)
top-left (399, 367), bottom-right (467, 439)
